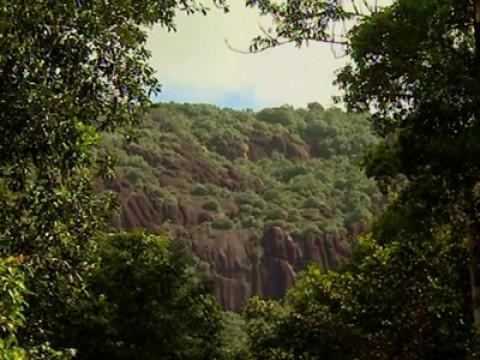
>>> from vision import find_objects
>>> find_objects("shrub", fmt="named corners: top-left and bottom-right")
top-left (263, 190), bottom-right (279, 202)
top-left (278, 165), bottom-right (308, 182)
top-left (303, 196), bottom-right (324, 209)
top-left (124, 169), bottom-right (142, 185)
top-left (239, 204), bottom-right (263, 217)
top-left (219, 312), bottom-right (250, 360)
top-left (212, 219), bottom-right (235, 230)
top-left (265, 207), bottom-right (287, 221)
top-left (203, 200), bottom-right (220, 212)
top-left (302, 224), bottom-right (323, 236)
top-left (191, 185), bottom-right (210, 196)
top-left (241, 216), bottom-right (262, 229)
top-left (73, 232), bottom-right (224, 359)
top-left (264, 220), bottom-right (291, 230)
top-left (191, 184), bottom-right (223, 197)
top-left (121, 154), bottom-right (150, 169)
top-left (152, 187), bottom-right (177, 203)
top-left (290, 228), bottom-right (304, 240)
top-left (236, 192), bottom-right (265, 209)
top-left (0, 258), bottom-right (69, 359)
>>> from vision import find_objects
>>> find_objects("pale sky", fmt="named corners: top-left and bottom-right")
top-left (146, 1), bottom-right (389, 110)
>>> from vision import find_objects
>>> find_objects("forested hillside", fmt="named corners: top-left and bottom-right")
top-left (99, 102), bottom-right (381, 308)
top-left (5, 0), bottom-right (480, 358)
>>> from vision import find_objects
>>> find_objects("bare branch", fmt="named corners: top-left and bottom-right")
top-left (224, 38), bottom-right (288, 54)
top-left (258, 23), bottom-right (275, 41)
top-left (226, 36), bottom-right (348, 55)
top-left (350, 0), bottom-right (361, 16)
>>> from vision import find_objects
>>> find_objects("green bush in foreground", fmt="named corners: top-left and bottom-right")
top-left (245, 228), bottom-right (473, 359)
top-left (0, 258), bottom-right (69, 360)
top-left (72, 232), bottom-right (224, 360)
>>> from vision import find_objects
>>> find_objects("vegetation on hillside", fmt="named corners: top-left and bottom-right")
top-left (2, 0), bottom-right (480, 358)
top-left (102, 102), bottom-right (380, 242)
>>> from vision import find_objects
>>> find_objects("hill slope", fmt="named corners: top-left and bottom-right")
top-left (100, 102), bottom-right (381, 309)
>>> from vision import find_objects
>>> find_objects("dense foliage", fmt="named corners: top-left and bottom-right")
top-left (68, 232), bottom-right (225, 360)
top-left (0, 0), bottom-right (228, 358)
top-left (245, 206), bottom-right (474, 359)
top-left (0, 258), bottom-right (69, 359)
top-left (338, 0), bottom-right (480, 329)
top-left (0, 0), bottom-right (381, 355)
top-left (240, 0), bottom-right (480, 357)
top-left (5, 0), bottom-right (480, 358)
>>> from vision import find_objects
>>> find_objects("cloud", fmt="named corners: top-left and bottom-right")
top-left (146, 2), bottom-right (350, 108)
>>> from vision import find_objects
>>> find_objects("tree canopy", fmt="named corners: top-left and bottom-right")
top-left (241, 0), bottom-right (480, 355)
top-left (0, 0), bottom-right (227, 357)
top-left (71, 232), bottom-right (225, 360)
top-left (4, 0), bottom-right (480, 358)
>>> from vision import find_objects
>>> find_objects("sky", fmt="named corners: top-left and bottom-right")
top-left (146, 1), bottom-right (388, 110)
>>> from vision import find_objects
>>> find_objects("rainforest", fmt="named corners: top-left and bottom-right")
top-left (1, 0), bottom-right (480, 359)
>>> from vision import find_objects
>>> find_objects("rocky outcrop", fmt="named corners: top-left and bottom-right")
top-left (257, 227), bottom-right (303, 299)
top-left (102, 103), bottom-right (382, 311)
top-left (271, 134), bottom-right (310, 160)
top-left (112, 180), bottom-right (352, 310)
top-left (107, 126), bottom-right (362, 310)
top-left (123, 141), bottom-right (263, 193)
top-left (208, 225), bottom-right (350, 309)
top-left (303, 232), bottom-right (350, 270)
top-left (247, 132), bottom-right (311, 161)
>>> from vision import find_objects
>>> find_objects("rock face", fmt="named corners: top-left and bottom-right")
top-left (123, 142), bottom-right (263, 192)
top-left (257, 227), bottom-right (303, 299)
top-left (111, 176), bottom-right (353, 309)
top-left (247, 132), bottom-right (311, 161)
top-left (103, 103), bottom-right (381, 310)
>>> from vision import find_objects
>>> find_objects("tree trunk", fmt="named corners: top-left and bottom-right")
top-left (475, 0), bottom-right (480, 63)
top-left (468, 220), bottom-right (480, 327)
top-left (471, 0), bottom-right (480, 328)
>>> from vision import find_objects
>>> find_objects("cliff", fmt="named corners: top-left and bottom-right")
top-left (100, 102), bottom-right (381, 309)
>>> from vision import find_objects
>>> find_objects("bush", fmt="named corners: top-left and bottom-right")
top-left (121, 154), bottom-right (150, 169)
top-left (278, 165), bottom-right (308, 182)
top-left (0, 258), bottom-right (69, 359)
top-left (257, 106), bottom-right (301, 128)
top-left (212, 218), bottom-right (235, 230)
top-left (290, 228), bottom-right (304, 240)
top-left (219, 312), bottom-right (250, 360)
top-left (152, 187), bottom-right (177, 203)
top-left (302, 224), bottom-right (323, 236)
top-left (73, 232), bottom-right (224, 360)
top-left (191, 185), bottom-right (210, 196)
top-left (239, 204), bottom-right (263, 217)
top-left (236, 192), bottom-right (265, 209)
top-left (124, 169), bottom-right (142, 185)
top-left (263, 190), bottom-right (279, 202)
top-left (241, 216), bottom-right (262, 229)
top-left (203, 200), bottom-right (220, 212)
top-left (191, 184), bottom-right (222, 197)
top-left (122, 167), bottom-right (156, 187)
top-left (265, 207), bottom-right (287, 221)
top-left (264, 220), bottom-right (291, 230)
top-left (303, 196), bottom-right (324, 209)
